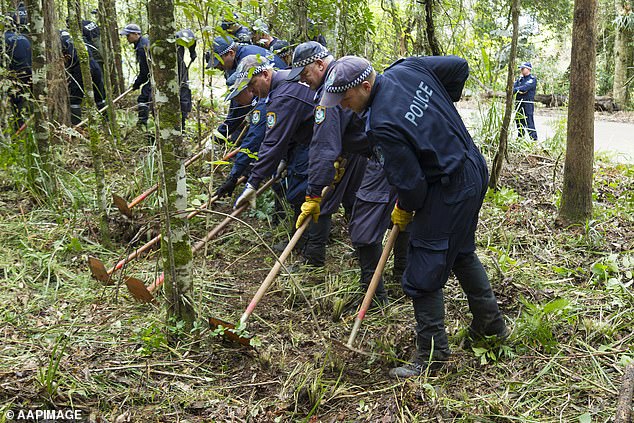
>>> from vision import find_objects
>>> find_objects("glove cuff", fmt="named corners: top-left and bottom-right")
top-left (245, 182), bottom-right (257, 190)
top-left (305, 195), bottom-right (322, 202)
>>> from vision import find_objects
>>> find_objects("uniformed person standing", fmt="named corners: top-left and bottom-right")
top-left (320, 55), bottom-right (508, 378)
top-left (119, 23), bottom-right (151, 127)
top-left (233, 55), bottom-right (315, 225)
top-left (2, 18), bottom-right (31, 128)
top-left (287, 41), bottom-right (368, 268)
top-left (81, 17), bottom-right (104, 69)
top-left (513, 61), bottom-right (537, 140)
top-left (221, 12), bottom-right (252, 45)
top-left (176, 29), bottom-right (197, 129)
top-left (12, 2), bottom-right (28, 33)
top-left (60, 30), bottom-right (106, 124)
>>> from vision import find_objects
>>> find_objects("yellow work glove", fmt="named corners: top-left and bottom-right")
top-left (333, 157), bottom-right (346, 183)
top-left (391, 203), bottom-right (413, 231)
top-left (296, 196), bottom-right (322, 229)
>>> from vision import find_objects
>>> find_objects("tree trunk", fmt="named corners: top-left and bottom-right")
top-left (148, 0), bottom-right (195, 332)
top-left (43, 0), bottom-right (69, 124)
top-left (97, 0), bottom-right (119, 139)
top-left (424, 0), bottom-right (442, 55)
top-left (612, 0), bottom-right (629, 109)
top-left (99, 0), bottom-right (124, 95)
top-left (25, 0), bottom-right (53, 195)
top-left (489, 0), bottom-right (519, 190)
top-left (68, 0), bottom-right (111, 247)
top-left (558, 0), bottom-right (597, 224)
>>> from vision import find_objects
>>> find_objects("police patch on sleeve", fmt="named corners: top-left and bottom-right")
top-left (252, 110), bottom-right (260, 125)
top-left (314, 106), bottom-right (326, 124)
top-left (266, 112), bottom-right (276, 129)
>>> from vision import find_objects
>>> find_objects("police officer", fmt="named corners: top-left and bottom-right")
top-left (120, 23), bottom-right (151, 127)
top-left (176, 29), bottom-right (197, 129)
top-left (233, 55), bottom-right (315, 227)
top-left (307, 18), bottom-right (327, 47)
top-left (269, 39), bottom-right (292, 67)
top-left (11, 2), bottom-right (28, 33)
top-left (209, 35), bottom-right (287, 142)
top-left (81, 17), bottom-right (104, 68)
top-left (321, 55), bottom-right (508, 377)
top-left (513, 61), bottom-right (537, 140)
top-left (221, 12), bottom-right (252, 45)
top-left (2, 17), bottom-right (31, 128)
top-left (287, 41), bottom-right (368, 268)
top-left (251, 19), bottom-right (278, 49)
top-left (60, 30), bottom-right (106, 124)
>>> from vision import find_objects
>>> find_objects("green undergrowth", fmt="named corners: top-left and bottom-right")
top-left (0, 111), bottom-right (633, 421)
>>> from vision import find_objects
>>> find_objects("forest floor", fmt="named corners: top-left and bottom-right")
top-left (0, 101), bottom-right (633, 422)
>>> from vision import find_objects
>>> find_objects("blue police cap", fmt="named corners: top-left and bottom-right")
top-left (519, 62), bottom-right (532, 70)
top-left (270, 39), bottom-right (291, 58)
top-left (286, 41), bottom-right (330, 81)
top-left (119, 23), bottom-right (141, 35)
top-left (208, 35), bottom-right (236, 69)
top-left (225, 54), bottom-right (272, 101)
top-left (320, 56), bottom-right (373, 108)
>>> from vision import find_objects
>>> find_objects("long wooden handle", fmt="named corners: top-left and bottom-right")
top-left (347, 226), bottom-right (400, 348)
top-left (240, 185), bottom-right (333, 325)
top-left (122, 125), bottom-right (249, 211)
top-left (75, 87), bottom-right (133, 128)
top-left (149, 176), bottom-right (276, 293)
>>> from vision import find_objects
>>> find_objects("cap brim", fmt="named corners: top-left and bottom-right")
top-left (224, 77), bottom-right (250, 101)
top-left (319, 91), bottom-right (344, 108)
top-left (286, 66), bottom-right (304, 81)
top-left (119, 30), bottom-right (129, 35)
top-left (207, 55), bottom-right (221, 69)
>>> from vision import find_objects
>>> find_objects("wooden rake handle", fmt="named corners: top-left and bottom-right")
top-left (346, 226), bottom-right (400, 348)
top-left (75, 87), bottom-right (133, 128)
top-left (239, 185), bottom-right (333, 325)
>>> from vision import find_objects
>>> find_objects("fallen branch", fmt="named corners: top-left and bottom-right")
top-left (615, 363), bottom-right (634, 423)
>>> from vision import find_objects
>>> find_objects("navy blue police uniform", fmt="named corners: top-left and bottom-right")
top-left (212, 41), bottom-right (287, 141)
top-left (60, 30), bottom-right (106, 124)
top-left (82, 20), bottom-right (103, 67)
top-left (513, 66), bottom-right (537, 140)
top-left (354, 55), bottom-right (506, 367)
top-left (2, 27), bottom-right (32, 127)
top-left (132, 35), bottom-right (151, 125)
top-left (244, 70), bottom-right (315, 214)
top-left (176, 29), bottom-right (197, 129)
top-left (301, 61), bottom-right (370, 267)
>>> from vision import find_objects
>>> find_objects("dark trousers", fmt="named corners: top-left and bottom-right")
top-left (138, 83), bottom-right (153, 125)
top-left (515, 107), bottom-right (537, 140)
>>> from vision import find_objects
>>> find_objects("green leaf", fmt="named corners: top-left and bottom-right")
top-left (577, 412), bottom-right (591, 423)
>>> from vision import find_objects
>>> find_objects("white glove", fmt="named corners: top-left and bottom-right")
top-left (234, 182), bottom-right (257, 209)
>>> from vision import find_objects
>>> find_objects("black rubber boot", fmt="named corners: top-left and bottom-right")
top-left (357, 243), bottom-right (388, 305)
top-left (453, 252), bottom-right (507, 343)
top-left (70, 104), bottom-right (82, 125)
top-left (391, 230), bottom-right (410, 284)
top-left (389, 292), bottom-right (451, 378)
top-left (301, 215), bottom-right (331, 267)
top-left (138, 103), bottom-right (150, 126)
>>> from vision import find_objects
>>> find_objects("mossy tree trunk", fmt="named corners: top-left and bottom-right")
top-left (43, 0), bottom-right (69, 125)
top-left (489, 0), bottom-right (519, 190)
top-left (68, 0), bottom-right (111, 247)
top-left (558, 0), bottom-right (597, 224)
top-left (25, 0), bottom-right (53, 196)
top-left (99, 0), bottom-right (125, 95)
top-left (148, 0), bottom-right (195, 332)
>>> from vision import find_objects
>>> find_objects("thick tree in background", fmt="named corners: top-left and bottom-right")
top-left (612, 0), bottom-right (631, 108)
top-left (68, 0), bottom-right (111, 247)
top-left (99, 0), bottom-right (125, 95)
top-left (558, 0), bottom-right (598, 223)
top-left (489, 0), bottom-right (519, 189)
top-left (25, 0), bottom-right (53, 195)
top-left (148, 0), bottom-right (195, 331)
top-left (43, 0), bottom-right (69, 124)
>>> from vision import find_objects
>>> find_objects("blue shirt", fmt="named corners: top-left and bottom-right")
top-left (365, 55), bottom-right (472, 211)
top-left (229, 98), bottom-right (267, 179)
top-left (513, 73), bottom-right (537, 113)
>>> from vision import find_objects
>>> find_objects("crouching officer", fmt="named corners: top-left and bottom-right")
top-left (176, 29), bottom-right (197, 129)
top-left (120, 23), bottom-right (151, 127)
top-left (287, 41), bottom-right (368, 268)
top-left (208, 35), bottom-right (287, 143)
top-left (233, 55), bottom-right (315, 225)
top-left (321, 55), bottom-right (508, 378)
top-left (60, 30), bottom-right (106, 124)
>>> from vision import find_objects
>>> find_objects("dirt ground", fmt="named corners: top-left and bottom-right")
top-left (1, 111), bottom-right (633, 422)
